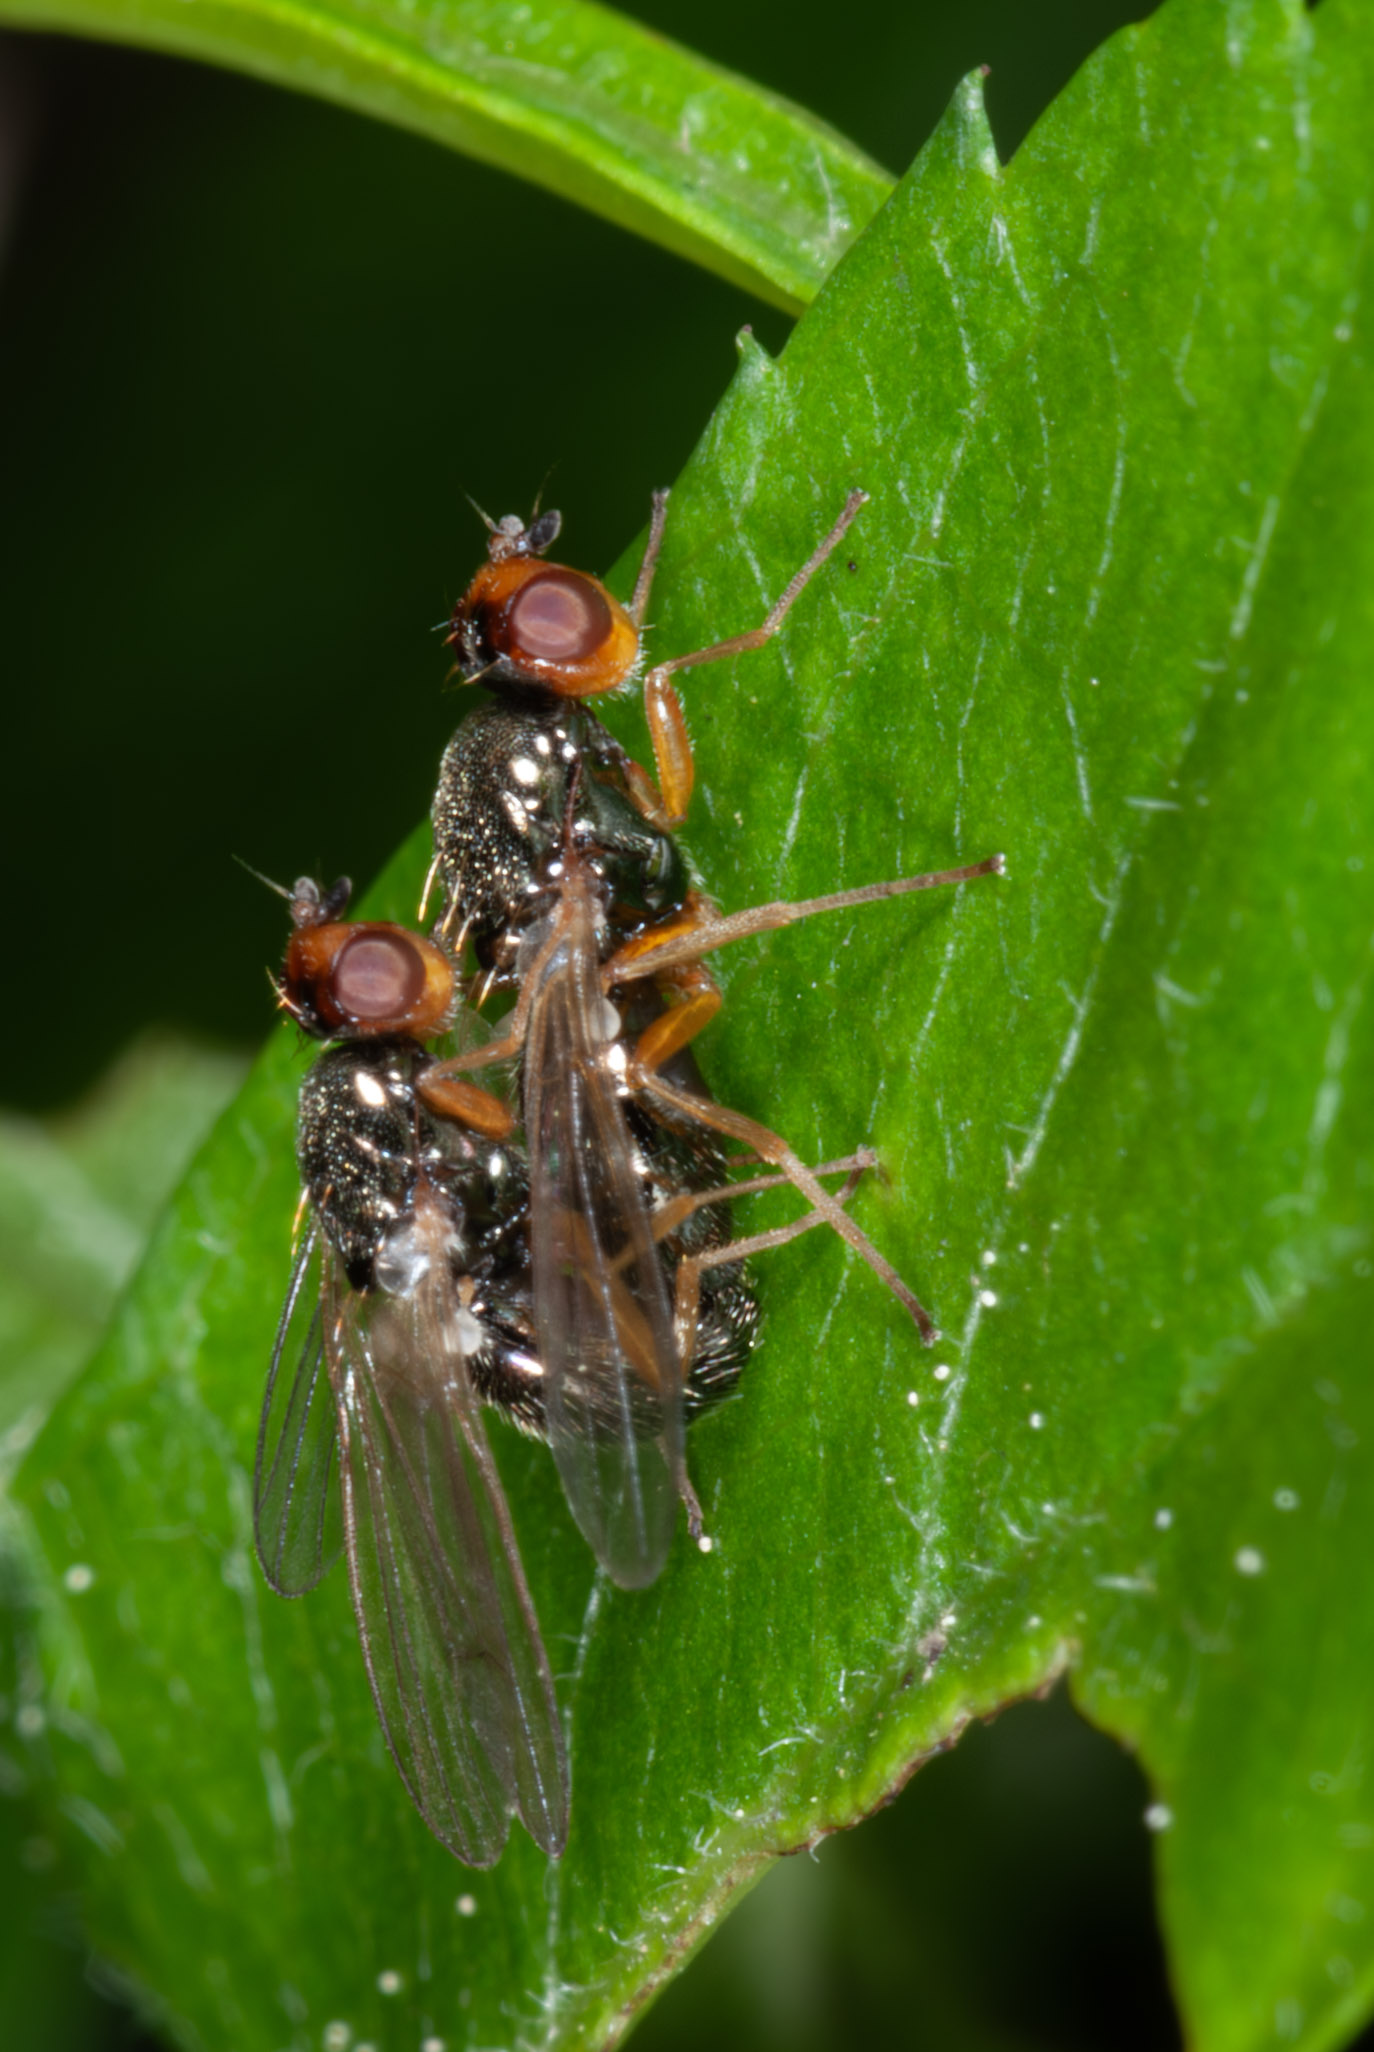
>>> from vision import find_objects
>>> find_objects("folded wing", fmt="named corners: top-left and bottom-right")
top-left (328, 1242), bottom-right (568, 1864)
top-left (255, 1223), bottom-right (344, 1597)
top-left (524, 892), bottom-right (689, 1589)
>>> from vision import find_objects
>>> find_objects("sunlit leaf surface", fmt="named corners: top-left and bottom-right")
top-left (11, 2), bottom-right (1374, 2047)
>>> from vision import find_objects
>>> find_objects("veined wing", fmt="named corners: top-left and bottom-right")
top-left (524, 885), bottom-right (688, 1589)
top-left (326, 1219), bottom-right (568, 1864)
top-left (255, 1221), bottom-right (343, 1597)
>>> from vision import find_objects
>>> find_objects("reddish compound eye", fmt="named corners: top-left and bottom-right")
top-left (508, 571), bottom-right (612, 664)
top-left (280, 898), bottom-right (455, 1042)
top-left (332, 930), bottom-right (427, 1024)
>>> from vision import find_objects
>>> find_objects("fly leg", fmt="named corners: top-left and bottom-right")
top-left (603, 856), bottom-right (1004, 1329)
top-left (606, 1153), bottom-right (871, 1299)
top-left (633, 949), bottom-right (724, 1074)
top-left (419, 907), bottom-right (566, 1096)
top-left (644, 1151), bottom-right (875, 1244)
top-left (666, 1151), bottom-right (873, 1552)
top-left (612, 913), bottom-right (937, 1335)
top-left (633, 1063), bottom-right (940, 1343)
top-left (606, 1153), bottom-right (875, 1360)
top-left (605, 854), bottom-right (1005, 989)
top-left (628, 489), bottom-right (670, 625)
top-left (602, 849), bottom-right (1002, 1200)
top-left (623, 490), bottom-right (868, 832)
top-left (418, 978), bottom-right (535, 1102)
top-left (663, 1155), bottom-right (873, 1374)
top-left (414, 1070), bottom-right (516, 1139)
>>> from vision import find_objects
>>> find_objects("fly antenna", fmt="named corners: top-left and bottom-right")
top-left (531, 462), bottom-right (558, 519)
top-left (463, 491), bottom-right (498, 533)
top-left (234, 855), bottom-right (292, 901)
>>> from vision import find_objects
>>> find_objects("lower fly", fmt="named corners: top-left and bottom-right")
top-left (254, 879), bottom-right (568, 1865)
top-left (254, 882), bottom-right (817, 1847)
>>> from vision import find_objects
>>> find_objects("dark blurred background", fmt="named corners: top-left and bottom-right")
top-left (0, 2), bottom-right (1241, 2046)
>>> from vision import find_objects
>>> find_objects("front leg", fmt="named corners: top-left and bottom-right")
top-left (621, 691), bottom-right (693, 833)
top-left (634, 489), bottom-right (869, 831)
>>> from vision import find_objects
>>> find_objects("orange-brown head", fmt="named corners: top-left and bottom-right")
top-left (448, 510), bottom-right (639, 701)
top-left (280, 878), bottom-right (455, 1042)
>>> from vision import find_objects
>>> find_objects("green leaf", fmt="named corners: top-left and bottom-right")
top-left (13, 1), bottom-right (1374, 2048)
top-left (0, 0), bottom-right (891, 310)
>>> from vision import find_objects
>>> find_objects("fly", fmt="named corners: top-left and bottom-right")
top-left (424, 499), bottom-right (1003, 1589)
top-left (254, 876), bottom-right (569, 1864)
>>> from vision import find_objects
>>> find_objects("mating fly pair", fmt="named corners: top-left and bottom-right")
top-left (252, 491), bottom-right (1003, 1867)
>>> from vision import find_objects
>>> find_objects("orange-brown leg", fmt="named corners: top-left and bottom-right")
top-left (631, 960), bottom-right (723, 1074)
top-left (604, 854), bottom-right (1005, 989)
top-left (610, 892), bottom-right (720, 975)
top-left (667, 1155), bottom-right (872, 1371)
top-left (423, 1017), bottom-right (525, 1084)
top-left (416, 1071), bottom-right (515, 1140)
top-left (629, 489), bottom-right (670, 626)
top-left (608, 850), bottom-right (1000, 1110)
top-left (602, 1154), bottom-right (873, 1303)
top-left (609, 895), bottom-right (728, 1067)
top-left (637, 489), bottom-right (869, 829)
top-left (619, 748), bottom-right (683, 836)
top-left (633, 1064), bottom-right (938, 1343)
top-left (596, 896), bottom-right (731, 1073)
top-left (645, 1150), bottom-right (874, 1247)
top-left (618, 490), bottom-right (681, 831)
top-left (638, 674), bottom-right (695, 830)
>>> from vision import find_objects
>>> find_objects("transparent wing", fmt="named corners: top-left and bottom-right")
top-left (525, 891), bottom-right (688, 1589)
top-left (326, 1239), bottom-right (568, 1865)
top-left (255, 1221), bottom-right (344, 1597)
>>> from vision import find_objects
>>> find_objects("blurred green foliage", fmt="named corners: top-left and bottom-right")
top-left (0, 1039), bottom-right (242, 2052)
top-left (0, 0), bottom-right (896, 309)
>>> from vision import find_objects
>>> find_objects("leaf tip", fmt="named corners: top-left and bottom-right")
top-left (937, 68), bottom-right (1001, 183)
top-left (733, 324), bottom-right (777, 384)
